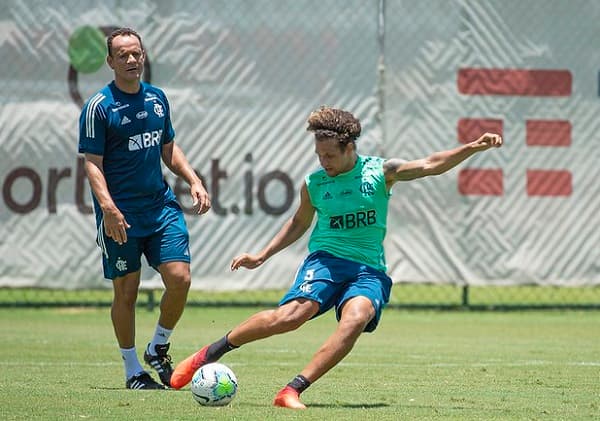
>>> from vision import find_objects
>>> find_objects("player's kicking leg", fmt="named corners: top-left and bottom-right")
top-left (172, 300), bottom-right (318, 389)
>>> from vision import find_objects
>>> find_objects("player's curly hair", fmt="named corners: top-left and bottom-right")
top-left (306, 106), bottom-right (361, 149)
top-left (107, 27), bottom-right (144, 57)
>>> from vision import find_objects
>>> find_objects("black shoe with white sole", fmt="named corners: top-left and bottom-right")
top-left (126, 371), bottom-right (165, 390)
top-left (144, 343), bottom-right (173, 387)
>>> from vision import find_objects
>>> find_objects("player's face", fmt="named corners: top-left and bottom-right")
top-left (315, 137), bottom-right (356, 177)
top-left (107, 35), bottom-right (145, 86)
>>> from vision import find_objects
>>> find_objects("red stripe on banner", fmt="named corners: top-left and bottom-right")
top-left (527, 170), bottom-right (573, 196)
top-left (527, 170), bottom-right (572, 196)
top-left (458, 68), bottom-right (572, 96)
top-left (457, 118), bottom-right (503, 144)
top-left (526, 120), bottom-right (571, 146)
top-left (458, 169), bottom-right (503, 196)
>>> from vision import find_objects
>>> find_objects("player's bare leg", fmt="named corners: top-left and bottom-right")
top-left (274, 296), bottom-right (375, 409)
top-left (144, 261), bottom-right (192, 386)
top-left (157, 261), bottom-right (191, 329)
top-left (171, 299), bottom-right (319, 389)
top-left (113, 271), bottom-right (163, 389)
top-left (300, 296), bottom-right (374, 382)
top-left (112, 271), bottom-right (141, 349)
top-left (228, 298), bottom-right (319, 344)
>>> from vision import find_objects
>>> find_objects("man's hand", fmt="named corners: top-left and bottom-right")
top-left (103, 206), bottom-right (131, 245)
top-left (472, 132), bottom-right (503, 151)
top-left (191, 183), bottom-right (211, 215)
top-left (231, 253), bottom-right (265, 271)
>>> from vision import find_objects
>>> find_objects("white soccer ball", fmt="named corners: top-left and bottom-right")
top-left (190, 363), bottom-right (238, 406)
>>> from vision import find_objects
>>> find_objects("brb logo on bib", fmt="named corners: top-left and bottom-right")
top-left (128, 129), bottom-right (163, 151)
top-left (329, 210), bottom-right (376, 229)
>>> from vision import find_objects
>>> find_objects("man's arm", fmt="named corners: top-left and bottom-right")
top-left (231, 182), bottom-right (315, 270)
top-left (384, 132), bottom-right (502, 188)
top-left (84, 153), bottom-right (130, 244)
top-left (162, 141), bottom-right (211, 214)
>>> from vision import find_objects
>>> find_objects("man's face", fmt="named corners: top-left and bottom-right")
top-left (314, 137), bottom-right (355, 177)
top-left (107, 35), bottom-right (144, 84)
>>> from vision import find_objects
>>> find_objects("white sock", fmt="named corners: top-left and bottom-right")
top-left (120, 347), bottom-right (144, 380)
top-left (147, 324), bottom-right (173, 355)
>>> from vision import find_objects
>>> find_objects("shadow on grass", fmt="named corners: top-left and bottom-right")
top-left (90, 386), bottom-right (177, 391)
top-left (308, 403), bottom-right (389, 409)
top-left (241, 402), bottom-right (389, 409)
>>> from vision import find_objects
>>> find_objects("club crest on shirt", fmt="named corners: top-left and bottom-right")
top-left (153, 103), bottom-right (164, 117)
top-left (360, 181), bottom-right (375, 196)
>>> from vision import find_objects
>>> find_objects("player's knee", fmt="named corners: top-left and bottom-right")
top-left (340, 308), bottom-right (374, 332)
top-left (113, 289), bottom-right (138, 308)
top-left (162, 265), bottom-right (192, 292)
top-left (112, 273), bottom-right (141, 307)
top-left (270, 318), bottom-right (301, 334)
top-left (272, 302), bottom-right (317, 332)
top-left (168, 273), bottom-right (191, 293)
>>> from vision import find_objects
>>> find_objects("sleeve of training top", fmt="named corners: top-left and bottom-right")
top-left (78, 92), bottom-right (107, 155)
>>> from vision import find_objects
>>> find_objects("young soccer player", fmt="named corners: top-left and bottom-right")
top-left (171, 106), bottom-right (502, 406)
top-left (78, 28), bottom-right (210, 389)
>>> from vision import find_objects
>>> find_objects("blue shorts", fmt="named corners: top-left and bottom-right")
top-left (279, 251), bottom-right (393, 332)
top-left (96, 201), bottom-right (190, 280)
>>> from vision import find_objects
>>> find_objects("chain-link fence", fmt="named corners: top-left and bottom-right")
top-left (1, 1), bottom-right (598, 308)
top-left (1, 285), bottom-right (599, 310)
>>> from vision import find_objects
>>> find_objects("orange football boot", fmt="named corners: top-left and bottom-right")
top-left (170, 345), bottom-right (209, 389)
top-left (273, 385), bottom-right (307, 409)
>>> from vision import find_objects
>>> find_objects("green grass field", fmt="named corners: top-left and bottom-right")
top-left (1, 307), bottom-right (599, 420)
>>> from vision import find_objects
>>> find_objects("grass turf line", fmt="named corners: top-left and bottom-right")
top-left (1, 307), bottom-right (599, 420)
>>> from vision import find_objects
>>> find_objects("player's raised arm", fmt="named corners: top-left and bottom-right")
top-left (231, 182), bottom-right (315, 270)
top-left (384, 132), bottom-right (502, 188)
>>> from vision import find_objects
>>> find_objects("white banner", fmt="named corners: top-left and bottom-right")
top-left (0, 0), bottom-right (598, 289)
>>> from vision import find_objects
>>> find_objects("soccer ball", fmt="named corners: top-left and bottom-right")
top-left (190, 363), bottom-right (238, 406)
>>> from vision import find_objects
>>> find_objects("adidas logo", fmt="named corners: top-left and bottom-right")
top-left (121, 115), bottom-right (131, 125)
top-left (322, 191), bottom-right (333, 200)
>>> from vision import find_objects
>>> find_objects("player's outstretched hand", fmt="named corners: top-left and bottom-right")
top-left (472, 132), bottom-right (503, 151)
top-left (231, 253), bottom-right (265, 271)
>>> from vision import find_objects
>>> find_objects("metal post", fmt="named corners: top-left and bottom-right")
top-left (146, 290), bottom-right (155, 311)
top-left (462, 285), bottom-right (469, 308)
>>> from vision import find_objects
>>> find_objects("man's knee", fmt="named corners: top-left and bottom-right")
top-left (340, 298), bottom-right (375, 331)
top-left (274, 299), bottom-right (319, 330)
top-left (160, 262), bottom-right (192, 292)
top-left (113, 272), bottom-right (141, 307)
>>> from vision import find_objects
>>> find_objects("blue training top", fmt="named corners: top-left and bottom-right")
top-left (78, 81), bottom-right (177, 218)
